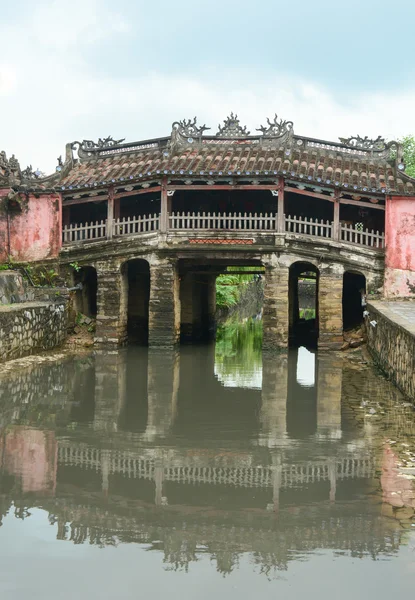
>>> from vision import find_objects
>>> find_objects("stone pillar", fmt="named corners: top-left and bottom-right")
top-left (93, 351), bottom-right (127, 432)
top-left (262, 256), bottom-right (289, 351)
top-left (149, 258), bottom-right (180, 348)
top-left (316, 353), bottom-right (342, 438)
top-left (95, 260), bottom-right (128, 346)
top-left (259, 354), bottom-right (288, 445)
top-left (144, 350), bottom-right (180, 440)
top-left (318, 264), bottom-right (343, 350)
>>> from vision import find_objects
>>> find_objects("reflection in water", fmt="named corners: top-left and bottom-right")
top-left (215, 318), bottom-right (262, 389)
top-left (0, 322), bottom-right (414, 595)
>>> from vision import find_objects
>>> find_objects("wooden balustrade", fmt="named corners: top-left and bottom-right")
top-left (340, 223), bottom-right (385, 248)
top-left (285, 215), bottom-right (332, 238)
top-left (62, 220), bottom-right (107, 244)
top-left (62, 212), bottom-right (385, 250)
top-left (169, 211), bottom-right (277, 230)
top-left (113, 214), bottom-right (159, 236)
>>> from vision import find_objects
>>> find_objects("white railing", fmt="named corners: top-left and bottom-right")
top-left (62, 220), bottom-right (107, 244)
top-left (169, 211), bottom-right (277, 231)
top-left (113, 214), bottom-right (159, 236)
top-left (341, 223), bottom-right (385, 249)
top-left (62, 213), bottom-right (385, 251)
top-left (285, 215), bottom-right (332, 238)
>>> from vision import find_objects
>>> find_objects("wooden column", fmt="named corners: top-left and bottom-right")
top-left (107, 186), bottom-right (114, 240)
top-left (160, 176), bottom-right (169, 233)
top-left (332, 190), bottom-right (340, 241)
top-left (277, 176), bottom-right (285, 233)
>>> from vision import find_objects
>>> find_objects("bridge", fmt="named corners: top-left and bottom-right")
top-left (1, 112), bottom-right (415, 349)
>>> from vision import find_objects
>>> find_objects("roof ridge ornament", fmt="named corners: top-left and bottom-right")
top-left (339, 135), bottom-right (386, 151)
top-left (216, 113), bottom-right (250, 137)
top-left (74, 136), bottom-right (126, 152)
top-left (172, 117), bottom-right (210, 140)
top-left (257, 114), bottom-right (294, 137)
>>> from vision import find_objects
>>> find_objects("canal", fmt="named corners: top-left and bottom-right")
top-left (0, 319), bottom-right (414, 599)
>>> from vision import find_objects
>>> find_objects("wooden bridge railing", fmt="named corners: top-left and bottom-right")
top-left (285, 215), bottom-right (332, 238)
top-left (113, 214), bottom-right (159, 236)
top-left (340, 223), bottom-right (385, 249)
top-left (62, 220), bottom-right (107, 243)
top-left (62, 212), bottom-right (385, 250)
top-left (169, 211), bottom-right (277, 230)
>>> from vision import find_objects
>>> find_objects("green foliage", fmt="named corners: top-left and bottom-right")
top-left (400, 135), bottom-right (415, 178)
top-left (70, 261), bottom-right (81, 272)
top-left (216, 274), bottom-right (241, 307)
top-left (215, 317), bottom-right (263, 383)
top-left (216, 267), bottom-right (262, 308)
top-left (299, 308), bottom-right (316, 320)
top-left (22, 265), bottom-right (59, 287)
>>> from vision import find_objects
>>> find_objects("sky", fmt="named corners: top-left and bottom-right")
top-left (1, 0), bottom-right (415, 173)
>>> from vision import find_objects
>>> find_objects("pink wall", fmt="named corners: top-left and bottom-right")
top-left (384, 195), bottom-right (415, 297)
top-left (0, 191), bottom-right (62, 263)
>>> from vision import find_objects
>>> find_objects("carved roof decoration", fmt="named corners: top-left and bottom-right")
top-left (2, 113), bottom-right (415, 196)
top-left (216, 113), bottom-right (250, 137)
top-left (338, 135), bottom-right (387, 151)
top-left (257, 114), bottom-right (294, 138)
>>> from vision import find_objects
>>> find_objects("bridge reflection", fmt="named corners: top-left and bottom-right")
top-left (0, 347), bottom-right (411, 573)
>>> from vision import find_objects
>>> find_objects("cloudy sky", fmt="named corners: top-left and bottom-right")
top-left (1, 0), bottom-right (415, 173)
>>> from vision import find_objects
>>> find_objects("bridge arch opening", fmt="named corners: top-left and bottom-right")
top-left (342, 271), bottom-right (366, 331)
top-left (289, 262), bottom-right (319, 347)
top-left (73, 266), bottom-right (98, 318)
top-left (124, 259), bottom-right (150, 344)
top-left (178, 258), bottom-right (264, 343)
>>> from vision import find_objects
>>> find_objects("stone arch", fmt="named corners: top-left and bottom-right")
top-left (122, 257), bottom-right (151, 344)
top-left (342, 269), bottom-right (366, 330)
top-left (73, 265), bottom-right (98, 317)
top-left (289, 261), bottom-right (320, 347)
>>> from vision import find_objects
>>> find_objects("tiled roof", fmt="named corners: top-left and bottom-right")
top-left (60, 138), bottom-right (415, 196)
top-left (9, 115), bottom-right (415, 196)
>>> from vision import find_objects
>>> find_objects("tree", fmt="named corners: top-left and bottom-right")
top-left (400, 135), bottom-right (415, 178)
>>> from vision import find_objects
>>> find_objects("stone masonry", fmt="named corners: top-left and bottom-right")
top-left (0, 302), bottom-right (67, 362)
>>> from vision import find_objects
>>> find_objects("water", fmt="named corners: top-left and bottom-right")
top-left (0, 320), bottom-right (414, 599)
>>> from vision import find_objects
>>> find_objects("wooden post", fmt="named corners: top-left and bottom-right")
top-left (277, 176), bottom-right (285, 233)
top-left (160, 176), bottom-right (169, 233)
top-left (107, 186), bottom-right (114, 240)
top-left (332, 190), bottom-right (340, 241)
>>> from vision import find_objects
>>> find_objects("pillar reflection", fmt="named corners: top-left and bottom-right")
top-left (316, 354), bottom-right (342, 440)
top-left (259, 354), bottom-right (288, 446)
top-left (144, 350), bottom-right (180, 441)
top-left (93, 351), bottom-right (127, 433)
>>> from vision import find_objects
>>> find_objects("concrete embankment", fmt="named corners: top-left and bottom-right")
top-left (366, 300), bottom-right (415, 400)
top-left (0, 271), bottom-right (70, 362)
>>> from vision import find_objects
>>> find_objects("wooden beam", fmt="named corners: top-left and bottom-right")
top-left (63, 195), bottom-right (107, 206)
top-left (285, 186), bottom-right (335, 202)
top-left (113, 186), bottom-right (161, 199)
top-left (166, 184), bottom-right (278, 192)
top-left (339, 198), bottom-right (385, 211)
